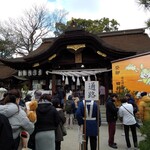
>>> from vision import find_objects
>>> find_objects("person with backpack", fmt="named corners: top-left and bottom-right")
top-left (0, 89), bottom-right (34, 150)
top-left (65, 95), bottom-right (75, 129)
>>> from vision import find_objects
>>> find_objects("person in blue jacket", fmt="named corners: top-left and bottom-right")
top-left (76, 99), bottom-right (101, 150)
top-left (125, 93), bottom-right (138, 115)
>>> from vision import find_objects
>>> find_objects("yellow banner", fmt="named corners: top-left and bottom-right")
top-left (112, 54), bottom-right (150, 93)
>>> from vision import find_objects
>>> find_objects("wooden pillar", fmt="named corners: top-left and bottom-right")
top-left (52, 74), bottom-right (56, 95)
top-left (104, 72), bottom-right (109, 99)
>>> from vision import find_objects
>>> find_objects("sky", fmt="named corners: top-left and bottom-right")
top-left (0, 0), bottom-right (150, 32)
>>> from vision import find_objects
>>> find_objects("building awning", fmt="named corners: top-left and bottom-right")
top-left (12, 75), bottom-right (28, 81)
top-left (46, 68), bottom-right (111, 77)
top-left (46, 68), bottom-right (111, 85)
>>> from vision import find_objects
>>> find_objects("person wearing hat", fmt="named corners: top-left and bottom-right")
top-left (138, 92), bottom-right (150, 122)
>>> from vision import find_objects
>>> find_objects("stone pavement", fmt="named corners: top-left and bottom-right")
top-left (61, 124), bottom-right (144, 150)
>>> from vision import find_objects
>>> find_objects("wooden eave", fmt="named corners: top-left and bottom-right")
top-left (0, 63), bottom-right (17, 79)
top-left (24, 29), bottom-right (136, 62)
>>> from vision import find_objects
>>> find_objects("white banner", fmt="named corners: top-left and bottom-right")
top-left (85, 81), bottom-right (99, 101)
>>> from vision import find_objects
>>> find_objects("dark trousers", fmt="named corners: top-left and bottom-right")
top-left (55, 141), bottom-right (61, 150)
top-left (124, 124), bottom-right (138, 148)
top-left (14, 136), bottom-right (20, 150)
top-left (100, 95), bottom-right (105, 105)
top-left (108, 122), bottom-right (116, 146)
top-left (86, 136), bottom-right (97, 150)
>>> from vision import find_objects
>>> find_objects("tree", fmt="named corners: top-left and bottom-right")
top-left (0, 5), bottom-right (68, 57)
top-left (137, 0), bottom-right (150, 28)
top-left (54, 17), bottom-right (120, 36)
top-left (0, 40), bottom-right (15, 58)
top-left (137, 0), bottom-right (150, 10)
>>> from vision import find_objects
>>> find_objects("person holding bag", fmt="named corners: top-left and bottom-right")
top-left (119, 98), bottom-right (138, 150)
top-left (52, 97), bottom-right (66, 150)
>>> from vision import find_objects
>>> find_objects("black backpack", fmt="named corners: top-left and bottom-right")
top-left (65, 100), bottom-right (73, 113)
top-left (0, 114), bottom-right (15, 150)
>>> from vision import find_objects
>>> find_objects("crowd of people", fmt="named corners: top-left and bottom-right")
top-left (0, 86), bottom-right (150, 150)
top-left (106, 91), bottom-right (150, 150)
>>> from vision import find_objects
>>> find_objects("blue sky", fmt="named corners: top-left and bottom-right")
top-left (0, 0), bottom-right (150, 31)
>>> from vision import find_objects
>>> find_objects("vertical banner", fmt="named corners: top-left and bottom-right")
top-left (85, 81), bottom-right (99, 101)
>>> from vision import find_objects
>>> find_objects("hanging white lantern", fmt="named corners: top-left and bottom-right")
top-left (77, 77), bottom-right (80, 86)
top-left (87, 76), bottom-right (91, 81)
top-left (28, 70), bottom-right (32, 76)
top-left (65, 76), bottom-right (69, 85)
top-left (72, 76), bottom-right (75, 82)
top-left (38, 69), bottom-right (42, 76)
top-left (23, 70), bottom-right (27, 76)
top-left (33, 69), bottom-right (37, 76)
top-left (18, 70), bottom-right (22, 76)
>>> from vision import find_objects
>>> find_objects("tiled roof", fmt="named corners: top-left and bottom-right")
top-left (0, 63), bottom-right (17, 79)
top-left (25, 28), bottom-right (150, 59)
top-left (98, 28), bottom-right (150, 54)
top-left (0, 28), bottom-right (150, 73)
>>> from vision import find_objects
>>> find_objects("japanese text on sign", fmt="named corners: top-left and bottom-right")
top-left (85, 81), bottom-right (99, 101)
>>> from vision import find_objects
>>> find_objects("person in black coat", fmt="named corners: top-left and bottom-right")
top-left (0, 114), bottom-right (14, 150)
top-left (52, 98), bottom-right (66, 150)
top-left (106, 93), bottom-right (119, 149)
top-left (35, 94), bottom-right (60, 150)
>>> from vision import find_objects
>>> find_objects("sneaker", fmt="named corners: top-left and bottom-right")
top-left (109, 144), bottom-right (118, 149)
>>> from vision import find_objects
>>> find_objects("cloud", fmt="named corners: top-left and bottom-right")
top-left (0, 0), bottom-right (150, 30)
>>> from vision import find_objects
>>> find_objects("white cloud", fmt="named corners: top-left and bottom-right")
top-left (0, 0), bottom-right (49, 20)
top-left (0, 0), bottom-right (150, 30)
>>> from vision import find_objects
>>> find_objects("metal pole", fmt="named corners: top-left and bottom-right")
top-left (83, 100), bottom-right (86, 150)
top-left (97, 100), bottom-right (100, 150)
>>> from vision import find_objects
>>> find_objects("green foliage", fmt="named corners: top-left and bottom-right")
top-left (21, 84), bottom-right (29, 98)
top-left (139, 120), bottom-right (150, 150)
top-left (115, 85), bottom-right (130, 99)
top-left (115, 85), bottom-right (138, 99)
top-left (137, 0), bottom-right (150, 10)
top-left (137, 0), bottom-right (150, 28)
top-left (54, 18), bottom-right (120, 36)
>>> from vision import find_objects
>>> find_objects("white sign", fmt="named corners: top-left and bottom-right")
top-left (85, 81), bottom-right (99, 101)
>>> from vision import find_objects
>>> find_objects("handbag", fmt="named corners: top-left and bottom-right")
top-left (122, 105), bottom-right (140, 129)
top-left (61, 124), bottom-right (67, 136)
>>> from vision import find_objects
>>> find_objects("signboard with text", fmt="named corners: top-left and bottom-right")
top-left (112, 53), bottom-right (150, 93)
top-left (85, 81), bottom-right (99, 101)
